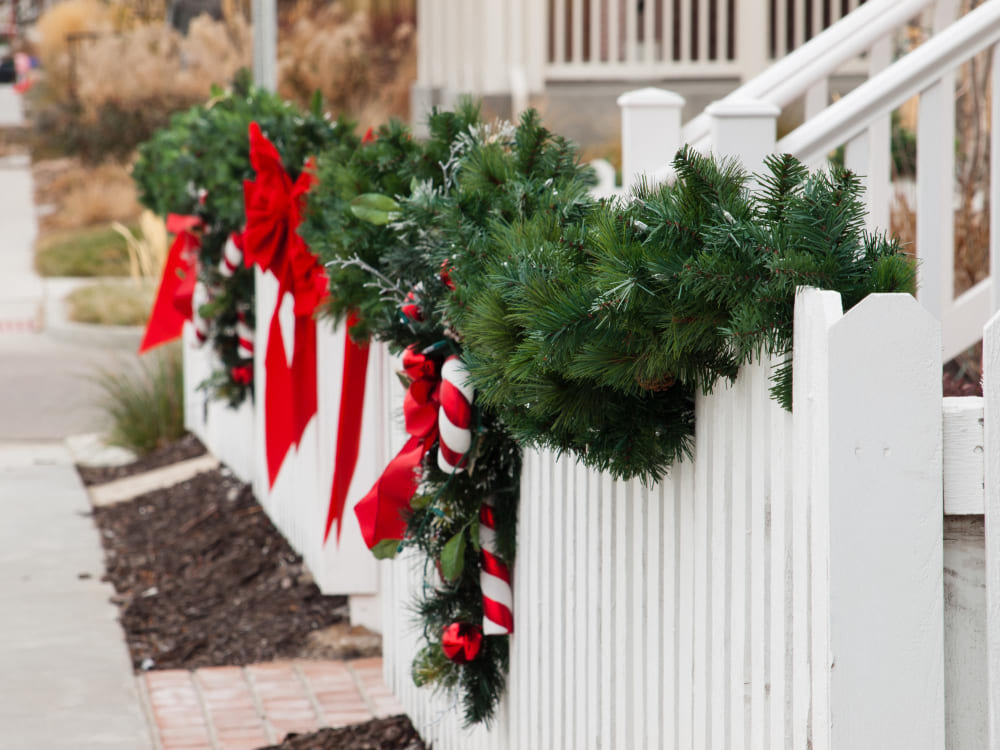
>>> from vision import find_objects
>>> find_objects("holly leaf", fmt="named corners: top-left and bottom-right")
top-left (371, 539), bottom-right (401, 560)
top-left (439, 529), bottom-right (466, 581)
top-left (350, 193), bottom-right (400, 225)
top-left (410, 494), bottom-right (433, 510)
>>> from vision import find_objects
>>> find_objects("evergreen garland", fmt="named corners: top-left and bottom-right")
top-left (133, 72), bottom-right (348, 405)
top-left (310, 106), bottom-right (915, 725)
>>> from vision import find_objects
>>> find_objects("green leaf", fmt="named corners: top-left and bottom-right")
top-left (310, 89), bottom-right (323, 118)
top-left (439, 529), bottom-right (466, 581)
top-left (371, 538), bottom-right (401, 560)
top-left (349, 193), bottom-right (400, 225)
top-left (410, 493), bottom-right (433, 510)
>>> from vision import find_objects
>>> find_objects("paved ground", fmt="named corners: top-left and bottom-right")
top-left (143, 658), bottom-right (402, 750)
top-left (0, 443), bottom-right (155, 749)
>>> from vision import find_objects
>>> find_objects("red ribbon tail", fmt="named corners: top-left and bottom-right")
top-left (139, 231), bottom-right (196, 353)
top-left (354, 434), bottom-right (429, 549)
top-left (264, 307), bottom-right (295, 487)
top-left (324, 317), bottom-right (371, 544)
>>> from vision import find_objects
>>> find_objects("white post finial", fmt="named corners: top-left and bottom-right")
top-left (617, 88), bottom-right (685, 191)
top-left (706, 99), bottom-right (781, 179)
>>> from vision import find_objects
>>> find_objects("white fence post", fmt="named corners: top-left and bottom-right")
top-left (616, 87), bottom-right (684, 190)
top-left (706, 99), bottom-right (780, 178)
top-left (983, 310), bottom-right (1000, 748)
top-left (798, 289), bottom-right (944, 750)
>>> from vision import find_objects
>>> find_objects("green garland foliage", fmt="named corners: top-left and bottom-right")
top-left (132, 71), bottom-right (349, 405)
top-left (317, 105), bottom-right (914, 725)
top-left (301, 101), bottom-right (482, 341)
top-left (454, 147), bottom-right (916, 482)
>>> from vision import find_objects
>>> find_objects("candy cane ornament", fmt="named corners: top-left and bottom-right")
top-left (218, 233), bottom-right (243, 278)
top-left (437, 355), bottom-right (474, 473)
top-left (236, 309), bottom-right (254, 360)
top-left (479, 497), bottom-right (513, 635)
top-left (190, 280), bottom-right (210, 346)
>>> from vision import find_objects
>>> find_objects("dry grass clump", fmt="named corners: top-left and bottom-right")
top-left (34, 158), bottom-right (141, 231)
top-left (73, 16), bottom-right (251, 121)
top-left (67, 280), bottom-right (155, 325)
top-left (278, 0), bottom-right (416, 128)
top-left (35, 0), bottom-right (113, 67)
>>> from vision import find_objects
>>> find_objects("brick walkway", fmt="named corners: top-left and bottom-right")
top-left (139, 658), bottom-right (403, 750)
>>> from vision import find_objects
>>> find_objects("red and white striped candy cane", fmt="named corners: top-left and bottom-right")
top-left (480, 497), bottom-right (513, 635)
top-left (437, 355), bottom-right (473, 473)
top-left (218, 233), bottom-right (243, 278)
top-left (190, 280), bottom-right (209, 346)
top-left (236, 310), bottom-right (254, 359)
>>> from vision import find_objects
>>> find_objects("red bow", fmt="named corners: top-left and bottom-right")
top-left (139, 213), bottom-right (202, 353)
top-left (354, 345), bottom-right (441, 548)
top-left (441, 622), bottom-right (483, 663)
top-left (243, 123), bottom-right (326, 486)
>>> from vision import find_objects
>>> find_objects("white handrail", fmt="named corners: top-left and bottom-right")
top-left (682, 0), bottom-right (936, 148)
top-left (778, 0), bottom-right (1000, 163)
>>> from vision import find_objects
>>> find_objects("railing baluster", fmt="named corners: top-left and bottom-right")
top-left (917, 73), bottom-right (956, 322)
top-left (679, 0), bottom-right (691, 63)
top-left (609, 0), bottom-right (620, 64)
top-left (698, 0), bottom-right (709, 61)
top-left (644, 0), bottom-right (656, 64)
top-left (662, 0), bottom-right (675, 62)
top-left (572, 0), bottom-right (583, 63)
top-left (991, 43), bottom-right (1000, 314)
top-left (589, 0), bottom-right (601, 63)
top-left (554, 0), bottom-right (567, 64)
top-left (625, 0), bottom-right (638, 64)
top-left (774, 0), bottom-right (787, 59)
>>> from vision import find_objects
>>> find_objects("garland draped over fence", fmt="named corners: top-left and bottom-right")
top-left (137, 88), bottom-right (917, 727)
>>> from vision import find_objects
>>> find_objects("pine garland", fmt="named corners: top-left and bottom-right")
top-left (308, 106), bottom-right (914, 726)
top-left (133, 72), bottom-right (348, 404)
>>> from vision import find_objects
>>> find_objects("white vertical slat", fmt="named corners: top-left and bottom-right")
top-left (555, 457), bottom-right (571, 750)
top-left (730, 369), bottom-right (750, 749)
top-left (662, 469), bottom-right (678, 749)
top-left (774, 0), bottom-right (787, 59)
top-left (589, 0), bottom-right (601, 63)
top-left (791, 299), bottom-right (816, 750)
top-left (749, 360), bottom-right (770, 749)
top-left (991, 45), bottom-right (1000, 315)
top-left (586, 466), bottom-right (601, 749)
top-left (645, 472), bottom-right (663, 749)
top-left (539, 450), bottom-right (554, 750)
top-left (795, 288), bottom-right (844, 750)
top-left (679, 0), bottom-right (691, 62)
top-left (554, 0), bottom-right (567, 64)
top-left (916, 74), bottom-right (956, 322)
top-left (693, 388), bottom-right (712, 748)
top-left (985, 311), bottom-right (1000, 750)
top-left (644, 0), bottom-right (655, 63)
top-left (608, 0), bottom-right (620, 65)
top-left (631, 477), bottom-right (647, 748)
top-left (710, 382), bottom-right (732, 750)
top-left (717, 0), bottom-right (729, 61)
top-left (598, 470), bottom-right (614, 748)
top-left (678, 453), bottom-right (696, 749)
top-left (571, 0), bottom-right (584, 63)
top-left (529, 451), bottom-right (544, 750)
top-left (804, 77), bottom-right (828, 120)
top-left (661, 0), bottom-right (674, 62)
top-left (769, 356), bottom-right (793, 750)
top-left (865, 34), bottom-right (893, 232)
top-left (697, 0), bottom-right (709, 61)
top-left (624, 0), bottom-right (637, 64)
top-left (573, 460), bottom-right (590, 748)
top-left (811, 0), bottom-right (823, 38)
top-left (816, 292), bottom-right (945, 750)
top-left (613, 478), bottom-right (630, 750)
top-left (792, 0), bottom-right (805, 51)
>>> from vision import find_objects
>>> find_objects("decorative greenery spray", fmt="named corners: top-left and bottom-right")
top-left (133, 71), bottom-right (348, 405)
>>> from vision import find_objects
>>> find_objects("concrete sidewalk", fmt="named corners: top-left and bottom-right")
top-left (0, 442), bottom-right (154, 749)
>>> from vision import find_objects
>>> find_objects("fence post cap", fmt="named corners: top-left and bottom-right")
top-left (616, 87), bottom-right (685, 108)
top-left (705, 99), bottom-right (781, 119)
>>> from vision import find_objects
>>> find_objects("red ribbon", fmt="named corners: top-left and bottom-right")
top-left (243, 122), bottom-right (328, 486)
top-left (354, 345), bottom-right (441, 548)
top-left (323, 312), bottom-right (371, 543)
top-left (441, 623), bottom-right (483, 663)
top-left (139, 213), bottom-right (202, 353)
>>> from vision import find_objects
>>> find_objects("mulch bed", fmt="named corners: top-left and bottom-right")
top-left (259, 715), bottom-right (426, 750)
top-left (78, 433), bottom-right (207, 486)
top-left (93, 468), bottom-right (348, 670)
